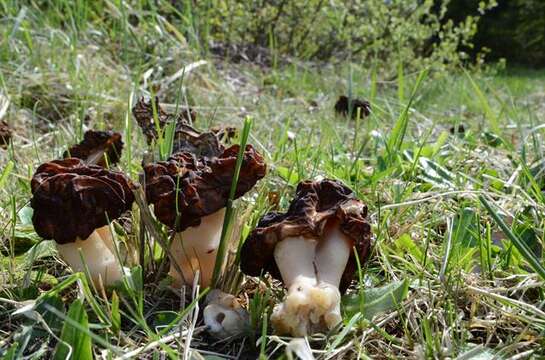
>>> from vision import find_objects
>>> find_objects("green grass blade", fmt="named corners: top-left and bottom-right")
top-left (463, 68), bottom-right (499, 134)
top-left (53, 299), bottom-right (93, 360)
top-left (211, 117), bottom-right (252, 287)
top-left (479, 195), bottom-right (545, 280)
top-left (0, 160), bottom-right (14, 189)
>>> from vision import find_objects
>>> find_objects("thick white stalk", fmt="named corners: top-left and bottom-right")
top-left (56, 226), bottom-right (125, 286)
top-left (271, 228), bottom-right (352, 336)
top-left (168, 208), bottom-right (225, 288)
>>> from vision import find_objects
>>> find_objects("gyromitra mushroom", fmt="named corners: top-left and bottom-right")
top-left (334, 95), bottom-right (371, 119)
top-left (31, 158), bottom-right (134, 286)
top-left (240, 179), bottom-right (372, 336)
top-left (144, 145), bottom-right (266, 288)
top-left (203, 289), bottom-right (249, 338)
top-left (0, 120), bottom-right (12, 148)
top-left (63, 130), bottom-right (123, 167)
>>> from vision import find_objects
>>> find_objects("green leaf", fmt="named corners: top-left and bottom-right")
top-left (53, 299), bottom-right (93, 360)
top-left (342, 279), bottom-right (410, 319)
top-left (276, 166), bottom-right (299, 185)
top-left (395, 234), bottom-right (424, 262)
top-left (0, 160), bottom-right (14, 189)
top-left (18, 206), bottom-right (33, 225)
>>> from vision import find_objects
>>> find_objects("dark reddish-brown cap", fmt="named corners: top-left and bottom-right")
top-left (30, 158), bottom-right (135, 244)
top-left (63, 130), bottom-right (123, 167)
top-left (144, 145), bottom-right (266, 231)
top-left (0, 120), bottom-right (12, 148)
top-left (240, 179), bottom-right (372, 293)
top-left (334, 95), bottom-right (370, 119)
top-left (132, 97), bottom-right (224, 158)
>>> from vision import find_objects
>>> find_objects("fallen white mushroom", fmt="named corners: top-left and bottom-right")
top-left (203, 289), bottom-right (249, 339)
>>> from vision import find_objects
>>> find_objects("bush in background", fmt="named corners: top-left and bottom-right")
top-left (169, 0), bottom-right (496, 74)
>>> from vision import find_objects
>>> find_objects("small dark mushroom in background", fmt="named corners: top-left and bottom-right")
top-left (449, 124), bottom-right (466, 135)
top-left (0, 120), bottom-right (12, 148)
top-left (31, 158), bottom-right (135, 286)
top-left (334, 95), bottom-right (371, 119)
top-left (133, 97), bottom-right (226, 158)
top-left (240, 179), bottom-right (372, 336)
top-left (211, 125), bottom-right (238, 143)
top-left (63, 130), bottom-right (123, 167)
top-left (144, 145), bottom-right (266, 288)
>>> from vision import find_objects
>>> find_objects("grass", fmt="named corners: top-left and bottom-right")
top-left (2, 2), bottom-right (545, 359)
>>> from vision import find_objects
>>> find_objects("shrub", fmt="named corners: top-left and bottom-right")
top-left (169, 0), bottom-right (496, 74)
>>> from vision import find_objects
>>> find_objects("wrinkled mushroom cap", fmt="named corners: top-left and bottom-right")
top-left (334, 95), bottom-right (371, 119)
top-left (240, 179), bottom-right (372, 293)
top-left (0, 120), bottom-right (12, 148)
top-left (31, 158), bottom-right (135, 244)
top-left (63, 130), bottom-right (123, 167)
top-left (144, 144), bottom-right (266, 231)
top-left (131, 97), bottom-right (223, 157)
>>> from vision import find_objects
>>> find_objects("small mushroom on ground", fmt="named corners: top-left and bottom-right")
top-left (240, 179), bottom-right (372, 336)
top-left (144, 145), bottom-right (266, 288)
top-left (203, 289), bottom-right (249, 338)
top-left (31, 158), bottom-right (135, 286)
top-left (0, 120), bottom-right (12, 148)
top-left (334, 95), bottom-right (371, 119)
top-left (63, 130), bottom-right (123, 167)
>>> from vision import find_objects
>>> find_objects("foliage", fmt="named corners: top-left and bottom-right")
top-left (171, 0), bottom-right (495, 74)
top-left (446, 0), bottom-right (545, 66)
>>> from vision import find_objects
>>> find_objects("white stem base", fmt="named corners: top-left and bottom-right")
top-left (168, 208), bottom-right (225, 288)
top-left (56, 226), bottom-right (125, 287)
top-left (271, 227), bottom-right (351, 336)
top-left (271, 276), bottom-right (342, 337)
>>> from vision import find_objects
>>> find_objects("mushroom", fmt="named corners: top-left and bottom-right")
top-left (240, 179), bottom-right (372, 336)
top-left (0, 120), bottom-right (12, 148)
top-left (63, 130), bottom-right (124, 167)
top-left (203, 289), bottom-right (249, 339)
top-left (30, 158), bottom-right (135, 286)
top-left (144, 145), bottom-right (266, 288)
top-left (334, 95), bottom-right (371, 119)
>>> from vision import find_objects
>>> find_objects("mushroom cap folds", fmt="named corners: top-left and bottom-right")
top-left (144, 145), bottom-right (266, 231)
top-left (132, 97), bottom-right (225, 158)
top-left (334, 95), bottom-right (371, 119)
top-left (63, 130), bottom-right (123, 167)
top-left (0, 120), bottom-right (12, 148)
top-left (31, 158), bottom-right (135, 244)
top-left (240, 179), bottom-right (372, 293)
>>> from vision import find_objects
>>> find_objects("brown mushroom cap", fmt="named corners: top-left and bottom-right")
top-left (334, 95), bottom-right (371, 119)
top-left (240, 179), bottom-right (372, 293)
top-left (63, 130), bottom-right (123, 167)
top-left (144, 145), bottom-right (266, 231)
top-left (31, 158), bottom-right (135, 244)
top-left (0, 120), bottom-right (12, 148)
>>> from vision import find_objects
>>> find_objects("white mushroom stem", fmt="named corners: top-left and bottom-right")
top-left (271, 225), bottom-right (351, 336)
top-left (168, 208), bottom-right (225, 288)
top-left (56, 225), bottom-right (125, 287)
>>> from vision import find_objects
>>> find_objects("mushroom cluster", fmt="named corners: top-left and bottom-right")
top-left (31, 158), bottom-right (135, 286)
top-left (27, 96), bottom-right (374, 341)
top-left (144, 145), bottom-right (266, 287)
top-left (240, 179), bottom-right (372, 336)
